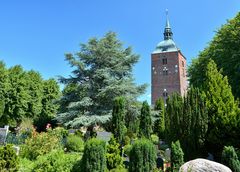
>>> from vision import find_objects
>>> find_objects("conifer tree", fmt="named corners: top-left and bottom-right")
top-left (112, 97), bottom-right (126, 144)
top-left (153, 98), bottom-right (165, 139)
top-left (165, 88), bottom-right (208, 160)
top-left (222, 146), bottom-right (240, 172)
top-left (129, 139), bottom-right (156, 172)
top-left (106, 135), bottom-right (123, 170)
top-left (171, 140), bottom-right (184, 171)
top-left (81, 138), bottom-right (106, 172)
top-left (56, 32), bottom-right (146, 128)
top-left (139, 101), bottom-right (152, 139)
top-left (204, 60), bottom-right (239, 150)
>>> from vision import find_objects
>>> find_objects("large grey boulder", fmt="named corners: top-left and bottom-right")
top-left (179, 158), bottom-right (232, 172)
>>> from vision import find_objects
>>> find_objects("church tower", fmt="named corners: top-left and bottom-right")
top-left (151, 11), bottom-right (187, 105)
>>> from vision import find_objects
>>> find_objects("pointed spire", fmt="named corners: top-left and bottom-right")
top-left (164, 9), bottom-right (173, 40)
top-left (165, 9), bottom-right (170, 28)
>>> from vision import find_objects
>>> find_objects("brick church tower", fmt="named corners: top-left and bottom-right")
top-left (151, 12), bottom-right (187, 105)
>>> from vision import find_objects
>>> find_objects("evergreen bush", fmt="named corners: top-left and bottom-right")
top-left (171, 140), bottom-right (184, 171)
top-left (0, 144), bottom-right (19, 172)
top-left (222, 146), bottom-right (240, 172)
top-left (81, 138), bottom-right (106, 172)
top-left (106, 135), bottom-right (123, 170)
top-left (129, 139), bottom-right (156, 172)
top-left (139, 101), bottom-right (152, 139)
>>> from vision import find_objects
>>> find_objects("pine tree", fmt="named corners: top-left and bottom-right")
top-left (139, 101), bottom-right (152, 139)
top-left (153, 98), bottom-right (165, 139)
top-left (129, 139), bottom-right (156, 172)
top-left (112, 97), bottom-right (126, 144)
top-left (56, 32), bottom-right (147, 128)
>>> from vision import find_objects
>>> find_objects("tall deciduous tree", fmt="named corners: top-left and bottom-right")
top-left (112, 97), bottom-right (126, 144)
top-left (188, 12), bottom-right (240, 100)
top-left (56, 32), bottom-right (146, 128)
top-left (4, 65), bottom-right (30, 125)
top-left (34, 79), bottom-right (60, 131)
top-left (0, 62), bottom-right (8, 124)
top-left (0, 61), bottom-right (60, 128)
top-left (139, 101), bottom-right (152, 139)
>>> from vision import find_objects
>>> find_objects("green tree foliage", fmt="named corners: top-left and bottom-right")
top-left (81, 138), bottom-right (106, 172)
top-left (106, 135), bottom-right (123, 170)
top-left (4, 65), bottom-right (30, 125)
top-left (171, 140), bottom-right (184, 171)
top-left (112, 97), bottom-right (126, 144)
top-left (153, 98), bottom-right (165, 139)
top-left (129, 139), bottom-right (156, 172)
top-left (165, 88), bottom-right (208, 159)
top-left (139, 101), bottom-right (152, 139)
top-left (0, 62), bottom-right (8, 122)
top-left (56, 32), bottom-right (146, 128)
top-left (34, 79), bottom-right (60, 131)
top-left (65, 134), bottom-right (84, 152)
top-left (25, 71), bottom-right (43, 119)
top-left (203, 60), bottom-right (239, 152)
top-left (20, 130), bottom-right (61, 160)
top-left (0, 144), bottom-right (19, 172)
top-left (0, 61), bottom-right (60, 128)
top-left (188, 12), bottom-right (240, 100)
top-left (125, 101), bottom-right (141, 139)
top-left (31, 150), bottom-right (79, 172)
top-left (222, 146), bottom-right (240, 172)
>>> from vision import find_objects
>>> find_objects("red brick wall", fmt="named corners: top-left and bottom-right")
top-left (151, 50), bottom-right (187, 105)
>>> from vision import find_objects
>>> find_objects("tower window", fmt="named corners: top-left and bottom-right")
top-left (163, 70), bottom-right (168, 75)
top-left (162, 58), bottom-right (167, 65)
top-left (182, 61), bottom-right (184, 67)
top-left (163, 92), bottom-right (168, 97)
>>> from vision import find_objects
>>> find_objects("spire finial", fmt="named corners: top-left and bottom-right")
top-left (164, 9), bottom-right (173, 40)
top-left (166, 9), bottom-right (168, 16)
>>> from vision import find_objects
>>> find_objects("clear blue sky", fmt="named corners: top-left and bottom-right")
top-left (0, 1), bottom-right (239, 102)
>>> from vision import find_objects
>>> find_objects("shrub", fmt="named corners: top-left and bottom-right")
top-left (171, 140), bottom-right (184, 171)
top-left (65, 134), bottom-right (84, 152)
top-left (110, 167), bottom-right (128, 172)
top-left (106, 136), bottom-right (123, 170)
top-left (129, 139), bottom-right (156, 172)
top-left (222, 146), bottom-right (240, 172)
top-left (20, 130), bottom-right (60, 160)
top-left (31, 150), bottom-right (79, 172)
top-left (19, 158), bottom-right (34, 172)
top-left (151, 134), bottom-right (159, 145)
top-left (123, 144), bottom-right (132, 157)
top-left (0, 144), bottom-right (19, 172)
top-left (48, 127), bottom-right (68, 140)
top-left (81, 138), bottom-right (106, 172)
